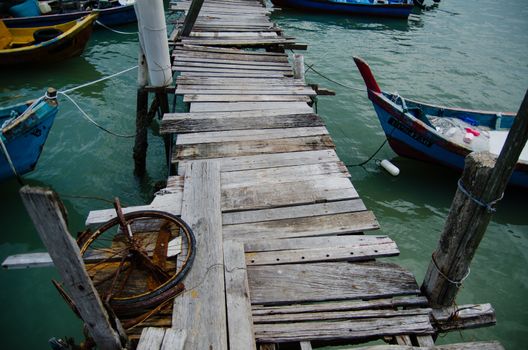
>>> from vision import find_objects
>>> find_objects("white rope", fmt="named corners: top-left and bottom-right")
top-left (95, 20), bottom-right (139, 35)
top-left (60, 65), bottom-right (138, 94)
top-left (58, 92), bottom-right (134, 138)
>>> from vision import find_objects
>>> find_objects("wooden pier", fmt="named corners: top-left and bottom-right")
top-left (5, 0), bottom-right (506, 349)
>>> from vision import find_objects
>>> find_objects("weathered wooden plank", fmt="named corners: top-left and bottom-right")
top-left (177, 44), bottom-right (287, 56)
top-left (180, 149), bottom-right (338, 175)
top-left (173, 51), bottom-right (288, 63)
top-left (175, 135), bottom-right (334, 161)
top-left (300, 342), bottom-right (312, 350)
top-left (161, 113), bottom-right (323, 134)
top-left (253, 307), bottom-right (431, 324)
top-left (173, 61), bottom-right (292, 71)
top-left (223, 198), bottom-right (365, 225)
top-left (181, 72), bottom-right (286, 79)
top-left (176, 127), bottom-right (328, 145)
top-left (176, 77), bottom-right (302, 85)
top-left (137, 327), bottom-right (164, 350)
top-left (173, 55), bottom-right (288, 67)
top-left (2, 252), bottom-right (53, 269)
top-left (189, 101), bottom-right (312, 112)
top-left (432, 304), bottom-right (496, 332)
top-left (248, 261), bottom-right (419, 305)
top-left (254, 314), bottom-right (433, 343)
top-left (223, 241), bottom-right (256, 350)
top-left (339, 342), bottom-right (505, 350)
top-left (85, 192), bottom-right (183, 228)
top-left (172, 161), bottom-right (227, 350)
top-left (183, 94), bottom-right (309, 103)
top-left (251, 296), bottom-right (429, 315)
top-left (245, 235), bottom-right (394, 252)
top-left (173, 66), bottom-right (290, 75)
top-left (222, 177), bottom-right (357, 212)
top-left (179, 38), bottom-right (297, 47)
top-left (161, 329), bottom-right (186, 350)
top-left (223, 211), bottom-right (379, 241)
top-left (245, 239), bottom-right (398, 265)
top-left (221, 162), bottom-right (349, 188)
top-left (176, 88), bottom-right (316, 95)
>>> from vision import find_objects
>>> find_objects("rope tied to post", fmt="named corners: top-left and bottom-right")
top-left (431, 252), bottom-right (470, 288)
top-left (457, 179), bottom-right (504, 213)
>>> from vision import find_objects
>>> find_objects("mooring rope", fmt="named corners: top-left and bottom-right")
top-left (58, 65), bottom-right (139, 138)
top-left (431, 252), bottom-right (471, 288)
top-left (95, 20), bottom-right (139, 35)
top-left (457, 179), bottom-right (504, 213)
top-left (60, 65), bottom-right (138, 94)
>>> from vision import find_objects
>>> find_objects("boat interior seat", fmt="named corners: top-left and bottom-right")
top-left (0, 20), bottom-right (12, 50)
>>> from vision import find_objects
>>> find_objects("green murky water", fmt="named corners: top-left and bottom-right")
top-left (1, 1), bottom-right (527, 348)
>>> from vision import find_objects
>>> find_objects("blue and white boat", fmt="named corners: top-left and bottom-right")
top-left (270, 0), bottom-right (415, 18)
top-left (354, 57), bottom-right (528, 189)
top-left (0, 89), bottom-right (58, 182)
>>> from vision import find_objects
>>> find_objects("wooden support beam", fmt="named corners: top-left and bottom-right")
top-left (422, 91), bottom-right (528, 307)
top-left (292, 54), bottom-right (304, 82)
top-left (19, 186), bottom-right (125, 350)
top-left (180, 0), bottom-right (206, 37)
top-left (133, 88), bottom-right (149, 177)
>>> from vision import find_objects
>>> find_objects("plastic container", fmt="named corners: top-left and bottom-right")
top-left (9, 0), bottom-right (41, 17)
top-left (463, 132), bottom-right (474, 144)
top-left (38, 2), bottom-right (52, 14)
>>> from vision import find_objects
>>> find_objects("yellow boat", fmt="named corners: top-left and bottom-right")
top-left (0, 13), bottom-right (98, 66)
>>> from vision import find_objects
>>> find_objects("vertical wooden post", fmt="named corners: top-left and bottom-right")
top-left (180, 0), bottom-right (205, 37)
top-left (293, 54), bottom-right (305, 82)
top-left (19, 186), bottom-right (125, 350)
top-left (134, 48), bottom-right (150, 177)
top-left (133, 88), bottom-right (149, 177)
top-left (422, 90), bottom-right (528, 307)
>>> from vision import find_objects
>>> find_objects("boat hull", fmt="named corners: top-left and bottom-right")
top-left (3, 4), bottom-right (136, 28)
top-left (0, 99), bottom-right (58, 182)
top-left (271, 0), bottom-right (414, 18)
top-left (0, 14), bottom-right (97, 65)
top-left (369, 91), bottom-right (528, 189)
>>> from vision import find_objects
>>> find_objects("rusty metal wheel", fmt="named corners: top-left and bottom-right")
top-left (78, 206), bottom-right (195, 315)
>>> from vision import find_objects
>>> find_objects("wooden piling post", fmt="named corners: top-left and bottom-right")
top-left (422, 90), bottom-right (528, 307)
top-left (19, 186), bottom-right (125, 350)
top-left (133, 88), bottom-right (149, 177)
top-left (180, 0), bottom-right (205, 37)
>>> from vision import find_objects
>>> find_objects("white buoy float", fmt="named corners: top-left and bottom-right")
top-left (380, 159), bottom-right (400, 176)
top-left (134, 0), bottom-right (172, 87)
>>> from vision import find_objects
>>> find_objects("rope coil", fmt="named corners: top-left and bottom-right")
top-left (431, 252), bottom-right (470, 288)
top-left (457, 179), bottom-right (504, 213)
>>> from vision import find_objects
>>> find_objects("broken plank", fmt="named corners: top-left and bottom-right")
top-left (161, 329), bottom-right (186, 350)
top-left (2, 252), bottom-right (53, 269)
top-left (339, 342), bottom-right (505, 350)
top-left (137, 327), bottom-right (165, 350)
top-left (223, 211), bottom-right (379, 241)
top-left (223, 240), bottom-right (256, 350)
top-left (254, 314), bottom-right (433, 343)
top-left (244, 235), bottom-right (395, 252)
top-left (251, 296), bottom-right (429, 315)
top-left (252, 307), bottom-right (431, 324)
